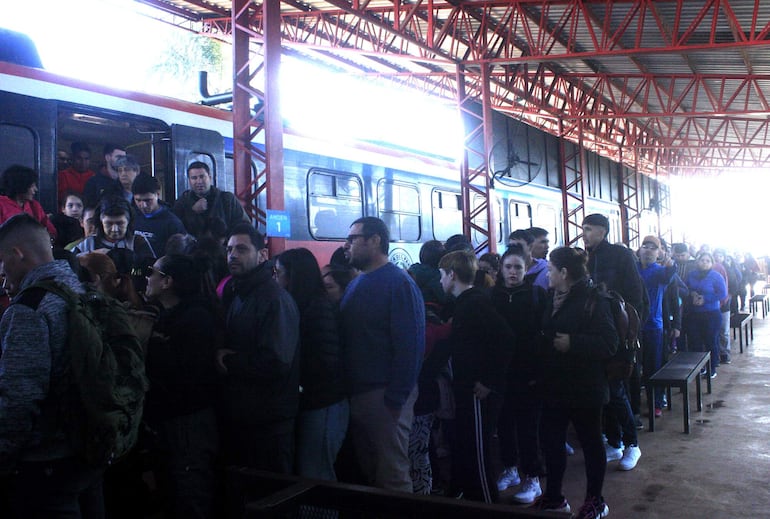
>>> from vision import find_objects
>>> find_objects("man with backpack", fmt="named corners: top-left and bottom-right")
top-left (582, 213), bottom-right (647, 472)
top-left (0, 214), bottom-right (105, 517)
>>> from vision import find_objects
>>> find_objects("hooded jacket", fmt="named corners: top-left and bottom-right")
top-left (0, 260), bottom-right (83, 468)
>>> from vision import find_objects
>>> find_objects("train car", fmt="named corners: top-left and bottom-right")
top-left (0, 51), bottom-right (647, 268)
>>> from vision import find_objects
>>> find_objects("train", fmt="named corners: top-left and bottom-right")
top-left (0, 42), bottom-right (663, 268)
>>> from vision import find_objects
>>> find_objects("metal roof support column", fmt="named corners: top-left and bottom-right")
top-left (558, 119), bottom-right (587, 246)
top-left (615, 144), bottom-right (641, 248)
top-left (456, 63), bottom-right (497, 254)
top-left (231, 0), bottom-right (286, 255)
top-left (656, 178), bottom-right (673, 246)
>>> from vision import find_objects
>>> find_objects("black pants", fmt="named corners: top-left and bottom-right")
top-left (603, 378), bottom-right (638, 448)
top-left (498, 384), bottom-right (543, 477)
top-left (540, 405), bottom-right (606, 502)
top-left (8, 457), bottom-right (104, 519)
top-left (222, 418), bottom-right (295, 474)
top-left (451, 389), bottom-right (502, 503)
top-left (154, 407), bottom-right (219, 519)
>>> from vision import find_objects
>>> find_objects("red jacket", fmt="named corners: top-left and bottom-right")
top-left (0, 195), bottom-right (57, 238)
top-left (57, 167), bottom-right (94, 206)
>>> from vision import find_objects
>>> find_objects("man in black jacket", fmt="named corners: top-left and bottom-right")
top-left (216, 224), bottom-right (300, 473)
top-left (582, 213), bottom-right (646, 472)
top-left (173, 162), bottom-right (249, 239)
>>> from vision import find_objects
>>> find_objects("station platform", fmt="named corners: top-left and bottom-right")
top-left (496, 315), bottom-right (770, 518)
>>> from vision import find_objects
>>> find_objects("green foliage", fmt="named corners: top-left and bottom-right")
top-left (150, 31), bottom-right (229, 99)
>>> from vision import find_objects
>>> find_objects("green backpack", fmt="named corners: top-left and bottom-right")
top-left (15, 279), bottom-right (150, 467)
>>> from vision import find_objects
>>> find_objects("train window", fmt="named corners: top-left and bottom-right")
top-left (307, 169), bottom-right (363, 239)
top-left (471, 195), bottom-right (503, 246)
top-left (432, 189), bottom-right (463, 241)
top-left (508, 200), bottom-right (532, 233)
top-left (0, 123), bottom-right (36, 171)
top-left (535, 204), bottom-right (562, 247)
top-left (377, 179), bottom-right (420, 242)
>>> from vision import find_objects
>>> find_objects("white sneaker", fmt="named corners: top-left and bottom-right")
top-left (565, 442), bottom-right (575, 455)
top-left (496, 466), bottom-right (520, 491)
top-left (619, 444), bottom-right (641, 471)
top-left (512, 476), bottom-right (542, 504)
top-left (605, 442), bottom-right (623, 462)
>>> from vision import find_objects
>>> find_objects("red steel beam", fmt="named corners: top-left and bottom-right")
top-left (214, 0), bottom-right (770, 178)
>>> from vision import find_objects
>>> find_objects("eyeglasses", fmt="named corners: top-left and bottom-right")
top-left (641, 244), bottom-right (659, 250)
top-left (345, 233), bottom-right (371, 244)
top-left (144, 265), bottom-right (168, 278)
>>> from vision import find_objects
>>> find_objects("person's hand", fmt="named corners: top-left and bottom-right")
top-left (670, 328), bottom-right (681, 339)
top-left (553, 332), bottom-right (571, 352)
top-left (473, 381), bottom-right (491, 400)
top-left (192, 197), bottom-right (208, 213)
top-left (216, 348), bottom-right (236, 374)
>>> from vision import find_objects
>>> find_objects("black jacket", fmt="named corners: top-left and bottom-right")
top-left (449, 287), bottom-right (515, 395)
top-left (490, 280), bottom-right (547, 393)
top-left (587, 239), bottom-right (649, 323)
top-left (173, 187), bottom-right (249, 238)
top-left (298, 295), bottom-right (346, 411)
top-left (145, 297), bottom-right (219, 423)
top-left (221, 262), bottom-right (301, 425)
top-left (538, 279), bottom-right (618, 408)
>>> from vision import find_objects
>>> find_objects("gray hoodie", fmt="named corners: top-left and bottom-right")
top-left (0, 260), bottom-right (83, 468)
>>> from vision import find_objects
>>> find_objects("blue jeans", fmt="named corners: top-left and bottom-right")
top-left (642, 328), bottom-right (665, 409)
top-left (296, 399), bottom-right (350, 481)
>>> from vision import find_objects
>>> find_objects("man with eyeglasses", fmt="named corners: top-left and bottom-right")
top-left (215, 223), bottom-right (300, 474)
top-left (339, 217), bottom-right (425, 492)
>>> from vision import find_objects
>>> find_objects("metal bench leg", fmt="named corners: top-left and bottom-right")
top-left (696, 375), bottom-right (703, 412)
top-left (706, 358), bottom-right (712, 394)
top-left (739, 325), bottom-right (744, 354)
top-left (683, 386), bottom-right (690, 434)
top-left (648, 387), bottom-right (656, 432)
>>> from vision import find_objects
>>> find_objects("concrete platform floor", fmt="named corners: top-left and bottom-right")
top-left (500, 313), bottom-right (770, 518)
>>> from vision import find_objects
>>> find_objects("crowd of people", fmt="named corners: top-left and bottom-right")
top-left (0, 151), bottom-right (765, 519)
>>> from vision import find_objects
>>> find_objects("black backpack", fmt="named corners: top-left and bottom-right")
top-left (585, 284), bottom-right (641, 380)
top-left (14, 279), bottom-right (149, 466)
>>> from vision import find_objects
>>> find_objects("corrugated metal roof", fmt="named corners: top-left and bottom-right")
top-left (138, 0), bottom-right (770, 175)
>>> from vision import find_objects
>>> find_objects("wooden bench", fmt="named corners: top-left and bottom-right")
top-left (750, 294), bottom-right (769, 318)
top-left (226, 468), bottom-right (573, 519)
top-left (647, 351), bottom-right (712, 434)
top-left (730, 312), bottom-right (753, 353)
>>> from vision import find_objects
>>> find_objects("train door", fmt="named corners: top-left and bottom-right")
top-left (0, 91), bottom-right (57, 211)
top-left (170, 124), bottom-right (225, 201)
top-left (56, 104), bottom-right (175, 208)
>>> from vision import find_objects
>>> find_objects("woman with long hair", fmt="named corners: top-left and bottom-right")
top-left (273, 248), bottom-right (348, 480)
top-left (143, 254), bottom-right (221, 518)
top-left (0, 164), bottom-right (57, 238)
top-left (684, 251), bottom-right (727, 378)
top-left (490, 244), bottom-right (547, 503)
top-left (532, 246), bottom-right (617, 519)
